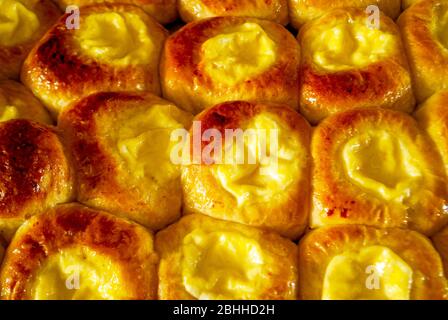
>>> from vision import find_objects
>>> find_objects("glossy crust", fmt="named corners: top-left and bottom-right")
top-left (311, 108), bottom-right (448, 236)
top-left (0, 120), bottom-right (74, 241)
top-left (161, 17), bottom-right (300, 114)
top-left (299, 225), bottom-right (448, 300)
top-left (59, 92), bottom-right (193, 231)
top-left (0, 203), bottom-right (158, 300)
top-left (181, 101), bottom-right (311, 240)
top-left (156, 214), bottom-right (299, 300)
top-left (298, 8), bottom-right (415, 124)
top-left (178, 0), bottom-right (289, 25)
top-left (0, 80), bottom-right (52, 124)
top-left (398, 0), bottom-right (448, 103)
top-left (21, 4), bottom-right (168, 116)
top-left (53, 0), bottom-right (177, 24)
top-left (0, 0), bottom-right (60, 80)
top-left (415, 91), bottom-right (448, 174)
top-left (288, 0), bottom-right (401, 29)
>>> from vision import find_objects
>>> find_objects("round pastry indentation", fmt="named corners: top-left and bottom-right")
top-left (342, 130), bottom-right (422, 202)
top-left (116, 104), bottom-right (187, 185)
top-left (0, 0), bottom-right (40, 47)
top-left (181, 229), bottom-right (269, 300)
top-left (201, 22), bottom-right (277, 86)
top-left (323, 245), bottom-right (413, 300)
top-left (31, 247), bottom-right (128, 300)
top-left (308, 20), bottom-right (396, 72)
top-left (211, 112), bottom-right (301, 207)
top-left (75, 12), bottom-right (154, 66)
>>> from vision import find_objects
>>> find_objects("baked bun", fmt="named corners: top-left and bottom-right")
top-left (53, 0), bottom-right (177, 24)
top-left (181, 101), bottom-right (311, 240)
top-left (0, 120), bottom-right (74, 241)
top-left (299, 225), bottom-right (448, 300)
top-left (21, 4), bottom-right (168, 117)
top-left (288, 0), bottom-right (401, 29)
top-left (156, 214), bottom-right (298, 300)
top-left (0, 0), bottom-right (60, 80)
top-left (178, 0), bottom-right (289, 25)
top-left (311, 108), bottom-right (448, 236)
top-left (161, 17), bottom-right (300, 114)
top-left (415, 91), bottom-right (448, 173)
top-left (0, 203), bottom-right (158, 300)
top-left (298, 8), bottom-right (415, 124)
top-left (0, 80), bottom-right (52, 124)
top-left (398, 0), bottom-right (448, 103)
top-left (59, 92), bottom-right (193, 231)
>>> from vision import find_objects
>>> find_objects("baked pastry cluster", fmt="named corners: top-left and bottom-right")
top-left (0, 0), bottom-right (448, 301)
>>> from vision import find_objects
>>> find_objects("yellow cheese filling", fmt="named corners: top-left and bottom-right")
top-left (308, 20), bottom-right (396, 71)
top-left (212, 113), bottom-right (301, 207)
top-left (0, 105), bottom-right (18, 121)
top-left (75, 12), bottom-right (153, 66)
top-left (323, 246), bottom-right (413, 300)
top-left (434, 2), bottom-right (448, 49)
top-left (0, 0), bottom-right (40, 47)
top-left (201, 22), bottom-right (277, 86)
top-left (117, 105), bottom-right (185, 185)
top-left (181, 230), bottom-right (272, 300)
top-left (342, 131), bottom-right (422, 202)
top-left (30, 247), bottom-right (128, 300)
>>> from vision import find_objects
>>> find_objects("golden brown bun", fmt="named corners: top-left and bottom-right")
top-left (299, 225), bottom-right (448, 300)
top-left (181, 101), bottom-right (311, 240)
top-left (288, 0), bottom-right (401, 29)
top-left (415, 91), bottom-right (448, 174)
top-left (59, 92), bottom-right (193, 231)
top-left (398, 0), bottom-right (448, 103)
top-left (0, 80), bottom-right (52, 124)
top-left (0, 120), bottom-right (74, 241)
top-left (156, 214), bottom-right (298, 300)
top-left (53, 0), bottom-right (177, 24)
top-left (311, 108), bottom-right (448, 236)
top-left (298, 8), bottom-right (415, 124)
top-left (0, 203), bottom-right (158, 300)
top-left (21, 4), bottom-right (168, 117)
top-left (0, 0), bottom-right (61, 80)
top-left (178, 0), bottom-right (289, 25)
top-left (161, 17), bottom-right (300, 114)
